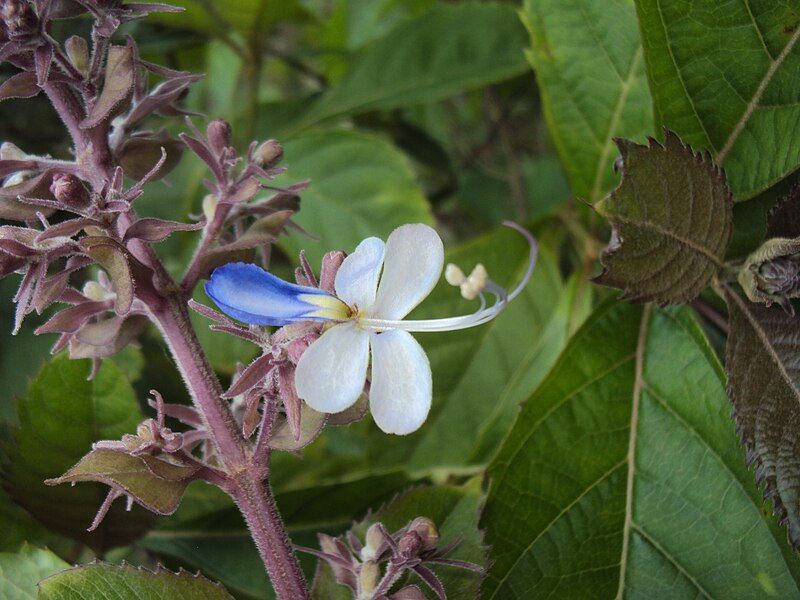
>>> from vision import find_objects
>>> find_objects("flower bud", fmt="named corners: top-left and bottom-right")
top-left (0, 142), bottom-right (26, 161)
top-left (65, 35), bottom-right (89, 75)
top-left (397, 531), bottom-right (423, 559)
top-left (361, 522), bottom-right (384, 562)
top-left (83, 281), bottom-right (112, 301)
top-left (253, 139), bottom-right (283, 168)
top-left (206, 120), bottom-right (232, 156)
top-left (407, 517), bottom-right (439, 551)
top-left (739, 237), bottom-right (800, 312)
top-left (50, 173), bottom-right (90, 209)
top-left (359, 561), bottom-right (380, 595)
top-left (202, 193), bottom-right (219, 222)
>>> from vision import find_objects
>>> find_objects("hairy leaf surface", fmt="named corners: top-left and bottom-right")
top-left (521, 0), bottom-right (654, 201)
top-left (594, 131), bottom-right (733, 304)
top-left (482, 300), bottom-right (800, 598)
top-left (635, 0), bottom-right (800, 199)
top-left (726, 288), bottom-right (800, 548)
top-left (38, 563), bottom-right (233, 600)
top-left (0, 545), bottom-right (67, 600)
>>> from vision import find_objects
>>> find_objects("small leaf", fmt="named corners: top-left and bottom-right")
top-left (79, 237), bottom-right (134, 315)
top-left (594, 130), bottom-right (733, 304)
top-left (2, 355), bottom-right (155, 551)
top-left (46, 449), bottom-right (197, 515)
top-left (38, 562), bottom-right (233, 600)
top-left (268, 404), bottom-right (326, 452)
top-left (0, 544), bottom-right (68, 600)
top-left (725, 288), bottom-right (800, 548)
top-left (81, 45), bottom-right (134, 128)
top-left (0, 72), bottom-right (40, 102)
top-left (118, 130), bottom-right (184, 181)
top-left (123, 218), bottom-right (203, 243)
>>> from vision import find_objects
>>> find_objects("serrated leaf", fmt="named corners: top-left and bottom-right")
top-left (46, 449), bottom-right (197, 515)
top-left (294, 2), bottom-right (529, 130)
top-left (725, 289), bottom-right (800, 549)
top-left (348, 482), bottom-right (488, 599)
top-left (594, 131), bottom-right (733, 304)
top-left (0, 545), bottom-right (68, 600)
top-left (521, 0), bottom-right (654, 201)
top-left (38, 563), bottom-right (233, 600)
top-left (482, 300), bottom-right (800, 598)
top-left (2, 355), bottom-right (156, 551)
top-left (634, 0), bottom-right (800, 199)
top-left (275, 130), bottom-right (433, 267)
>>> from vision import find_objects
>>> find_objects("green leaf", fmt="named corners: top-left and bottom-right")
top-left (634, 0), bottom-right (800, 199)
top-left (141, 472), bottom-right (413, 599)
top-left (521, 0), bottom-right (654, 201)
top-left (2, 355), bottom-right (156, 551)
top-left (275, 129), bottom-right (433, 266)
top-left (349, 481), bottom-right (488, 599)
top-left (0, 487), bottom-right (68, 554)
top-left (38, 563), bottom-right (233, 600)
top-left (0, 545), bottom-right (67, 600)
top-left (295, 2), bottom-right (529, 129)
top-left (594, 131), bottom-right (733, 305)
top-left (482, 300), bottom-right (800, 598)
top-left (45, 449), bottom-right (197, 516)
top-left (725, 289), bottom-right (800, 549)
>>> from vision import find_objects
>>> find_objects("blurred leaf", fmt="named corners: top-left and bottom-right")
top-left (725, 289), bottom-right (800, 548)
top-left (2, 355), bottom-right (156, 552)
top-left (635, 0), bottom-right (800, 200)
top-left (350, 481), bottom-right (488, 599)
top-left (482, 300), bottom-right (800, 598)
top-left (0, 487), bottom-right (69, 554)
top-left (344, 0), bottom-right (436, 51)
top-left (38, 563), bottom-right (233, 600)
top-left (522, 0), bottom-right (653, 201)
top-left (594, 132), bottom-right (732, 305)
top-left (0, 544), bottom-right (67, 600)
top-left (295, 2), bottom-right (529, 129)
top-left (276, 129), bottom-right (433, 266)
top-left (141, 472), bottom-right (412, 599)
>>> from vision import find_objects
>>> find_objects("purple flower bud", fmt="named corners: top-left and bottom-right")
top-left (50, 173), bottom-right (90, 209)
top-left (398, 531), bottom-right (423, 559)
top-left (407, 517), bottom-right (439, 551)
top-left (253, 139), bottom-right (283, 168)
top-left (206, 119), bottom-right (232, 156)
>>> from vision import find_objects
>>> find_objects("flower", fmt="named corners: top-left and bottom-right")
top-left (205, 222), bottom-right (536, 435)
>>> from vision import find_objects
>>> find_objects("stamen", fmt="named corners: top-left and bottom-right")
top-left (359, 221), bottom-right (536, 333)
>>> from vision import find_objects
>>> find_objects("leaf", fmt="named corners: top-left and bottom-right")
top-left (81, 45), bottom-right (134, 128)
top-left (482, 300), bottom-right (800, 598)
top-left (594, 131), bottom-right (733, 305)
top-left (38, 563), bottom-right (233, 600)
top-left (78, 237), bottom-right (134, 315)
top-left (0, 545), bottom-right (67, 600)
top-left (2, 355), bottom-right (156, 551)
top-left (725, 288), bottom-right (800, 548)
top-left (295, 2), bottom-right (529, 129)
top-left (0, 73), bottom-right (40, 102)
top-left (275, 130), bottom-right (433, 266)
top-left (521, 0), bottom-right (654, 201)
top-left (46, 449), bottom-right (197, 515)
top-left (141, 473), bottom-right (413, 599)
top-left (634, 0), bottom-right (800, 200)
top-left (349, 481), bottom-right (488, 599)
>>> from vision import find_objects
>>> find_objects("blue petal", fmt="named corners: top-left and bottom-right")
top-left (205, 263), bottom-right (343, 326)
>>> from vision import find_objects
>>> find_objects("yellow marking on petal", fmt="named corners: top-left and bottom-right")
top-left (300, 293), bottom-right (351, 321)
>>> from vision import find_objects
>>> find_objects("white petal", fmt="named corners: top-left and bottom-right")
top-left (368, 329), bottom-right (432, 435)
top-left (295, 322), bottom-right (370, 414)
top-left (334, 237), bottom-right (385, 310)
top-left (373, 224), bottom-right (444, 320)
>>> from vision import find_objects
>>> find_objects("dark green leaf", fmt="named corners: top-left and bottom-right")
top-left (2, 355), bottom-right (156, 551)
top-left (483, 300), bottom-right (800, 598)
top-left (0, 545), bottom-right (67, 600)
top-left (522, 0), bottom-right (653, 201)
top-left (38, 563), bottom-right (233, 600)
top-left (634, 0), bottom-right (800, 199)
top-left (275, 129), bottom-right (433, 266)
top-left (594, 131), bottom-right (733, 304)
top-left (726, 289), bottom-right (800, 549)
top-left (295, 2), bottom-right (529, 129)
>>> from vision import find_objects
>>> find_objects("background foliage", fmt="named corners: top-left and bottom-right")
top-left (3, 0), bottom-right (800, 598)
